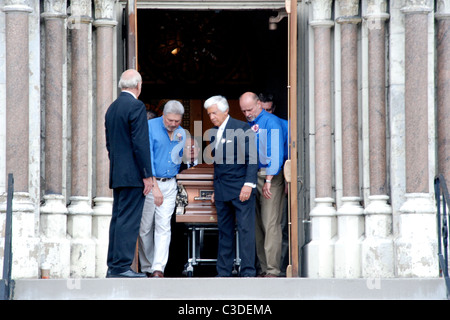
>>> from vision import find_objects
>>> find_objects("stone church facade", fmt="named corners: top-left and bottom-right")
top-left (0, 0), bottom-right (448, 280)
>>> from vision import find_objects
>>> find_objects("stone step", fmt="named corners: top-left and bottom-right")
top-left (11, 277), bottom-right (447, 300)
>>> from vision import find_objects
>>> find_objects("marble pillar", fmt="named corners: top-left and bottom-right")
top-left (362, 0), bottom-right (394, 278)
top-left (4, 1), bottom-right (31, 193)
top-left (1, 0), bottom-right (38, 278)
top-left (306, 0), bottom-right (337, 278)
top-left (334, 0), bottom-right (364, 278)
top-left (40, 0), bottom-right (70, 278)
top-left (67, 0), bottom-right (95, 278)
top-left (436, 1), bottom-right (450, 185)
top-left (395, 1), bottom-right (438, 277)
top-left (92, 0), bottom-right (116, 278)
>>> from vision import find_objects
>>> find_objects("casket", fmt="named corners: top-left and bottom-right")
top-left (175, 163), bottom-right (217, 223)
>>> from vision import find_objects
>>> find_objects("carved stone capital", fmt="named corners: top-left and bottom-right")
top-left (436, 0), bottom-right (450, 19)
top-left (94, 0), bottom-right (115, 20)
top-left (42, 0), bottom-right (67, 19)
top-left (310, 0), bottom-right (333, 22)
top-left (365, 0), bottom-right (390, 20)
top-left (336, 0), bottom-right (361, 24)
top-left (401, 0), bottom-right (432, 13)
top-left (338, 0), bottom-right (360, 17)
top-left (70, 0), bottom-right (92, 17)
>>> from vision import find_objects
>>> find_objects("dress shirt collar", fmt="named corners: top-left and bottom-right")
top-left (218, 115), bottom-right (230, 131)
top-left (121, 90), bottom-right (137, 99)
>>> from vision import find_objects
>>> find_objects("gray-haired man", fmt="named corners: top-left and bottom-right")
top-left (139, 100), bottom-right (186, 278)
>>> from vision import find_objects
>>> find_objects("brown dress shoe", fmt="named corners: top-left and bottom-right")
top-left (152, 270), bottom-right (164, 278)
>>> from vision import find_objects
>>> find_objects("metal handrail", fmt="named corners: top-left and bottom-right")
top-left (435, 174), bottom-right (450, 299)
top-left (1, 174), bottom-right (14, 300)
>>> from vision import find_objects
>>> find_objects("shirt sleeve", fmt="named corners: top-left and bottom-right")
top-left (263, 118), bottom-right (285, 176)
top-left (148, 120), bottom-right (156, 177)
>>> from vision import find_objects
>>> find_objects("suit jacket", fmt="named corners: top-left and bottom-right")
top-left (212, 117), bottom-right (258, 202)
top-left (105, 92), bottom-right (152, 189)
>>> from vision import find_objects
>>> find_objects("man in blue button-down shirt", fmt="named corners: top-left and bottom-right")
top-left (240, 92), bottom-right (285, 277)
top-left (139, 100), bottom-right (186, 278)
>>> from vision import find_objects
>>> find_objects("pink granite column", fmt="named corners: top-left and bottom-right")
top-left (70, 20), bottom-right (91, 200)
top-left (368, 20), bottom-right (388, 196)
top-left (404, 12), bottom-right (429, 194)
top-left (42, 12), bottom-right (65, 196)
top-left (92, 6), bottom-right (117, 277)
top-left (307, 1), bottom-right (337, 277)
top-left (39, 2), bottom-right (71, 279)
top-left (334, 3), bottom-right (364, 278)
top-left (436, 13), bottom-right (450, 184)
top-left (94, 20), bottom-right (116, 200)
top-left (67, 2), bottom-right (96, 277)
top-left (396, 4), bottom-right (437, 277)
top-left (337, 18), bottom-right (361, 199)
top-left (314, 26), bottom-right (334, 200)
top-left (362, 4), bottom-right (394, 278)
top-left (4, 3), bottom-right (32, 192)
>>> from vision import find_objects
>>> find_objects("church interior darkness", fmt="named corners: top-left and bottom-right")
top-left (137, 9), bottom-right (288, 127)
top-left (135, 9), bottom-right (288, 277)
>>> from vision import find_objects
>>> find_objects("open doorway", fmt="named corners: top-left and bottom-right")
top-left (137, 10), bottom-right (288, 129)
top-left (134, 9), bottom-right (288, 277)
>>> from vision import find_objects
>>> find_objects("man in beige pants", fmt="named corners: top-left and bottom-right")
top-left (239, 92), bottom-right (286, 277)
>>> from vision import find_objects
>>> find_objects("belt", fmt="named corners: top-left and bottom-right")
top-left (155, 177), bottom-right (174, 182)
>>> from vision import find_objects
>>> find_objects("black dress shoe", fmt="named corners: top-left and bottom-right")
top-left (107, 269), bottom-right (146, 278)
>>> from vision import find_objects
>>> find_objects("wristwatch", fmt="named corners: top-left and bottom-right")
top-left (265, 179), bottom-right (272, 183)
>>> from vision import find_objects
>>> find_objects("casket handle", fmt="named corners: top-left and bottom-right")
top-left (194, 196), bottom-right (211, 201)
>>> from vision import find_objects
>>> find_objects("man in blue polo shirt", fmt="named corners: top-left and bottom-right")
top-left (239, 92), bottom-right (285, 277)
top-left (139, 100), bottom-right (186, 278)
top-left (259, 92), bottom-right (289, 277)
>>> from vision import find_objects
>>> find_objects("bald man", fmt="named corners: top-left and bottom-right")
top-left (105, 69), bottom-right (153, 278)
top-left (239, 92), bottom-right (285, 277)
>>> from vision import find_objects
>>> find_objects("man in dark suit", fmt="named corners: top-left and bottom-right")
top-left (204, 95), bottom-right (258, 277)
top-left (105, 69), bottom-right (153, 278)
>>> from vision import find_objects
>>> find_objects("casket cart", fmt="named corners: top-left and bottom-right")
top-left (176, 164), bottom-right (240, 277)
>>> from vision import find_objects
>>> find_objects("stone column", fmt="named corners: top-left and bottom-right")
top-left (1, 0), bottom-right (38, 278)
top-left (334, 0), bottom-right (364, 278)
top-left (92, 0), bottom-right (116, 278)
top-left (361, 0), bottom-right (394, 278)
top-left (39, 0), bottom-right (70, 278)
top-left (67, 0), bottom-right (95, 277)
top-left (395, 0), bottom-right (437, 277)
top-left (306, 0), bottom-right (337, 278)
top-left (436, 0), bottom-right (450, 184)
top-left (3, 1), bottom-right (32, 194)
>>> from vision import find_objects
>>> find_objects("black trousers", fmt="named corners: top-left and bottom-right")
top-left (107, 187), bottom-right (145, 274)
top-left (214, 195), bottom-right (256, 277)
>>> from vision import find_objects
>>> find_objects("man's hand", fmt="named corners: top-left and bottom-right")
top-left (211, 192), bottom-right (215, 204)
top-left (262, 175), bottom-right (274, 199)
top-left (152, 178), bottom-right (164, 206)
top-left (143, 177), bottom-right (153, 196)
top-left (239, 185), bottom-right (253, 202)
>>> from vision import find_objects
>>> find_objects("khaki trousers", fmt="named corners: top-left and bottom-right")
top-left (255, 170), bottom-right (285, 276)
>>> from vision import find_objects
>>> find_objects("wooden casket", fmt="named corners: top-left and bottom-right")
top-left (175, 164), bottom-right (217, 223)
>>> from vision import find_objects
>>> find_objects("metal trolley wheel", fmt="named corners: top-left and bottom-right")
top-left (182, 225), bottom-right (240, 277)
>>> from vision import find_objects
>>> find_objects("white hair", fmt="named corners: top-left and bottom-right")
top-left (118, 71), bottom-right (142, 89)
top-left (204, 95), bottom-right (229, 112)
top-left (163, 100), bottom-right (185, 115)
